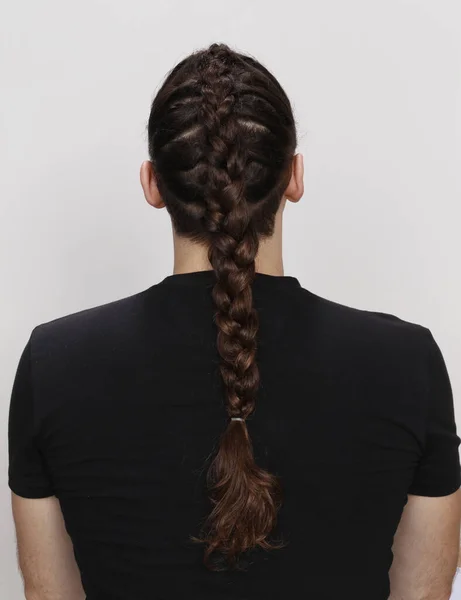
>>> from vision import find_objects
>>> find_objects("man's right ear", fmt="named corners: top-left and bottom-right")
top-left (140, 161), bottom-right (165, 208)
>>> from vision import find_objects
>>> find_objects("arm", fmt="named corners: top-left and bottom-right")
top-left (389, 490), bottom-right (461, 600)
top-left (12, 493), bottom-right (85, 600)
top-left (389, 328), bottom-right (461, 599)
top-left (7, 336), bottom-right (84, 599)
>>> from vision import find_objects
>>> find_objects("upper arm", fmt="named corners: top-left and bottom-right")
top-left (407, 329), bottom-right (461, 499)
top-left (390, 328), bottom-right (461, 600)
top-left (8, 334), bottom-right (84, 599)
top-left (8, 335), bottom-right (55, 499)
top-left (389, 490), bottom-right (461, 600)
top-left (12, 493), bottom-right (85, 600)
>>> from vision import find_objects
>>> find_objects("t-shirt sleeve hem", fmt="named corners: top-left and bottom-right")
top-left (408, 480), bottom-right (461, 498)
top-left (9, 479), bottom-right (55, 499)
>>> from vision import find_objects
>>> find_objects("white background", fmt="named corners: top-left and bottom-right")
top-left (1, 0), bottom-right (460, 597)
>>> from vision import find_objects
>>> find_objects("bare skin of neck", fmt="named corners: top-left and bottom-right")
top-left (171, 198), bottom-right (286, 277)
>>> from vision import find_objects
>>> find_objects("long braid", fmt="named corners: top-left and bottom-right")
top-left (147, 42), bottom-right (297, 568)
top-left (199, 50), bottom-right (259, 420)
top-left (195, 50), bottom-right (282, 565)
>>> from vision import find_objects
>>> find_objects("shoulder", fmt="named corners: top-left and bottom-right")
top-left (297, 287), bottom-right (433, 375)
top-left (29, 286), bottom-right (153, 362)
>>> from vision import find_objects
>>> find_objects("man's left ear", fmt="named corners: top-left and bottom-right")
top-left (284, 153), bottom-right (304, 203)
top-left (140, 161), bottom-right (165, 208)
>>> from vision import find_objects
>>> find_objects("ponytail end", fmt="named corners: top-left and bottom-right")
top-left (197, 417), bottom-right (283, 569)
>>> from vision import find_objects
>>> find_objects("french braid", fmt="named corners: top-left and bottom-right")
top-left (147, 42), bottom-right (297, 568)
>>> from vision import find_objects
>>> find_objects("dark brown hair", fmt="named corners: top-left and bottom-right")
top-left (146, 43), bottom-right (297, 568)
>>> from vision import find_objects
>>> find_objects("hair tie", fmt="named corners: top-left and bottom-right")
top-left (231, 417), bottom-right (245, 422)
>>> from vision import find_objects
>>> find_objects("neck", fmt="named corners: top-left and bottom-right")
top-left (171, 204), bottom-right (285, 276)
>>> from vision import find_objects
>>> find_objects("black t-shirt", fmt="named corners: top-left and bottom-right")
top-left (8, 270), bottom-right (461, 600)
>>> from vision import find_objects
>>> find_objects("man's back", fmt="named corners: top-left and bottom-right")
top-left (8, 270), bottom-right (461, 599)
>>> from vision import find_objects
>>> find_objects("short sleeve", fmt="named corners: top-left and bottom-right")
top-left (408, 328), bottom-right (461, 497)
top-left (8, 334), bottom-right (54, 498)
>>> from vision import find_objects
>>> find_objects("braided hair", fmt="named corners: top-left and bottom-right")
top-left (147, 43), bottom-right (297, 568)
